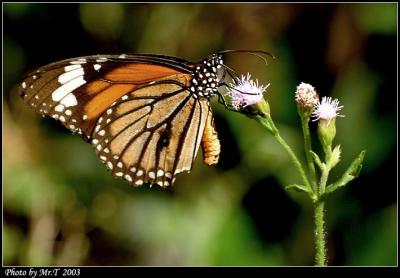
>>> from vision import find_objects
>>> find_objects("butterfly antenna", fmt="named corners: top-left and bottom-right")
top-left (218, 50), bottom-right (275, 66)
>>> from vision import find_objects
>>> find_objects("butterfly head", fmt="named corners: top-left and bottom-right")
top-left (190, 54), bottom-right (224, 98)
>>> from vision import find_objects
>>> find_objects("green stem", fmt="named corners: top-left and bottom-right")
top-left (314, 161), bottom-right (330, 266)
top-left (314, 200), bottom-right (326, 266)
top-left (256, 115), bottom-right (313, 196)
top-left (319, 165), bottom-right (330, 195)
top-left (274, 133), bottom-right (311, 192)
top-left (299, 110), bottom-right (317, 193)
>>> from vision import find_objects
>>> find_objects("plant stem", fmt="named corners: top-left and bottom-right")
top-left (314, 162), bottom-right (330, 266)
top-left (319, 165), bottom-right (330, 195)
top-left (314, 200), bottom-right (326, 266)
top-left (256, 115), bottom-right (313, 195)
top-left (274, 133), bottom-right (311, 192)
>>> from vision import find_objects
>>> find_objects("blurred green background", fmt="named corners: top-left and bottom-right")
top-left (3, 3), bottom-right (397, 266)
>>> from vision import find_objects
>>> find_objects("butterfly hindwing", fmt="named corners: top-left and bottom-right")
top-left (90, 74), bottom-right (211, 187)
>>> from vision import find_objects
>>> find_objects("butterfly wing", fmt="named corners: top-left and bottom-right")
top-left (91, 74), bottom-right (210, 186)
top-left (18, 55), bottom-right (193, 141)
top-left (19, 55), bottom-right (211, 187)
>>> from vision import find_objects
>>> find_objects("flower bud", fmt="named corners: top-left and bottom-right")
top-left (295, 82), bottom-right (319, 109)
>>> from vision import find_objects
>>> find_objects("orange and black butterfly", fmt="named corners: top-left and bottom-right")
top-left (18, 51), bottom-right (268, 187)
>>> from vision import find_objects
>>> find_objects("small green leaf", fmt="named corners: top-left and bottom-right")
top-left (324, 150), bottom-right (366, 196)
top-left (329, 144), bottom-right (341, 169)
top-left (310, 151), bottom-right (324, 170)
top-left (285, 184), bottom-right (310, 193)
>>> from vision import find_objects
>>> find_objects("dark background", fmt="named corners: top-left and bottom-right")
top-left (3, 3), bottom-right (397, 266)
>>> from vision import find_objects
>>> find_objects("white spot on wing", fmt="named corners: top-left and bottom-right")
top-left (54, 104), bottom-right (65, 112)
top-left (52, 76), bottom-right (85, 103)
top-left (135, 180), bottom-right (143, 186)
top-left (93, 64), bottom-right (102, 71)
top-left (70, 58), bottom-right (87, 65)
top-left (58, 68), bottom-right (84, 84)
top-left (157, 169), bottom-right (164, 177)
top-left (96, 57), bottom-right (108, 63)
top-left (124, 174), bottom-right (132, 182)
top-left (64, 64), bottom-right (81, 72)
top-left (60, 94), bottom-right (78, 107)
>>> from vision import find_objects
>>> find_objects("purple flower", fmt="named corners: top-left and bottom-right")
top-left (227, 73), bottom-right (270, 110)
top-left (312, 96), bottom-right (344, 121)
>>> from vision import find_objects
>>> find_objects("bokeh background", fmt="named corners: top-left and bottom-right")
top-left (3, 3), bottom-right (397, 266)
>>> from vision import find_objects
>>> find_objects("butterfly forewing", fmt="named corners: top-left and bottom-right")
top-left (18, 55), bottom-right (188, 141)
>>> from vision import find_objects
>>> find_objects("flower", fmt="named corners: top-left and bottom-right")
top-left (226, 73), bottom-right (270, 110)
top-left (295, 82), bottom-right (319, 108)
top-left (313, 97), bottom-right (343, 150)
top-left (312, 96), bottom-right (344, 122)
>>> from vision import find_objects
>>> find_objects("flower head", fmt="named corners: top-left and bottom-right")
top-left (295, 82), bottom-right (319, 108)
top-left (312, 96), bottom-right (344, 122)
top-left (227, 73), bottom-right (270, 110)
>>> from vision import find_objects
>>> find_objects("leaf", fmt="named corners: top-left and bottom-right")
top-left (329, 144), bottom-right (341, 169)
top-left (285, 184), bottom-right (310, 193)
top-left (323, 150), bottom-right (366, 196)
top-left (310, 150), bottom-right (324, 170)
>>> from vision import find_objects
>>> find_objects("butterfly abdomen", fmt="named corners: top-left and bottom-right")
top-left (201, 112), bottom-right (220, 166)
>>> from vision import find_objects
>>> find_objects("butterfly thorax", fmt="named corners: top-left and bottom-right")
top-left (189, 54), bottom-right (223, 98)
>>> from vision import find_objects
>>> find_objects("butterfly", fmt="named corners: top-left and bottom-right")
top-left (18, 51), bottom-right (269, 187)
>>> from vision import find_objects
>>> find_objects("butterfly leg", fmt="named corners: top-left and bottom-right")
top-left (216, 92), bottom-right (239, 112)
top-left (215, 92), bottom-right (263, 117)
